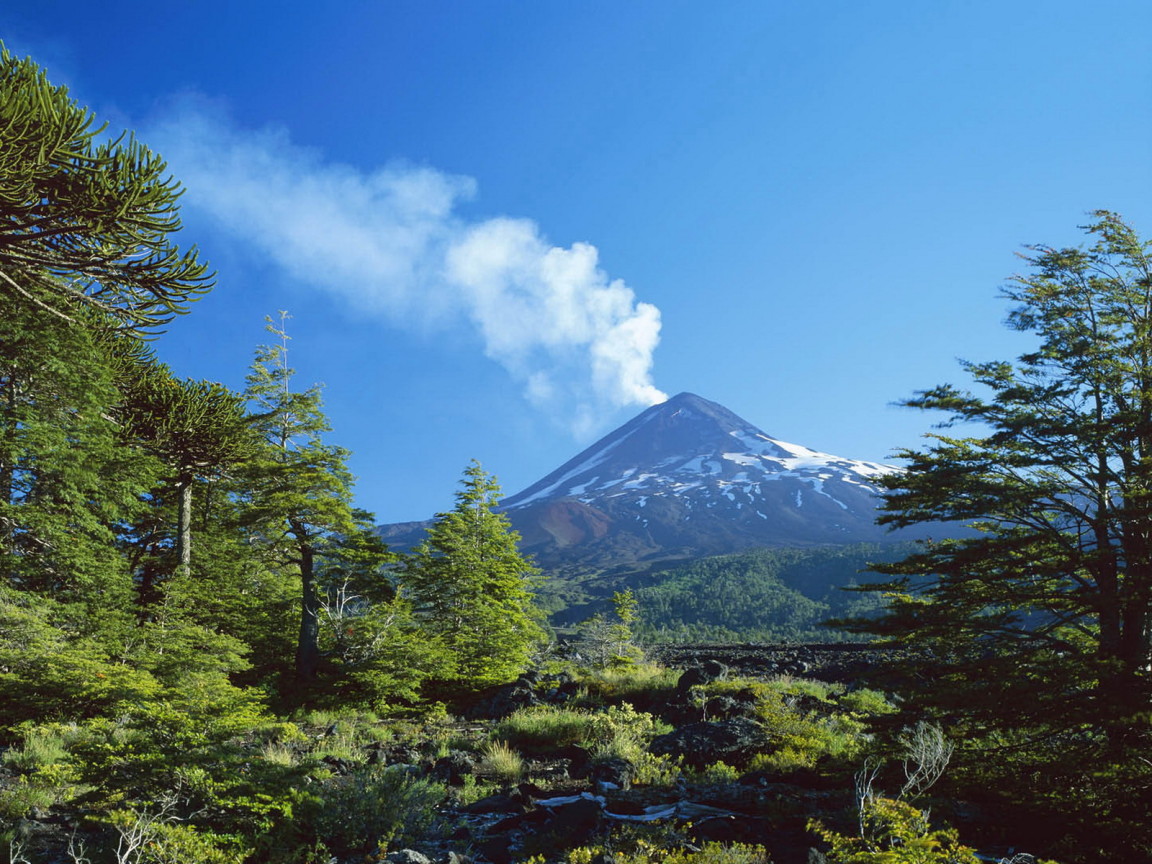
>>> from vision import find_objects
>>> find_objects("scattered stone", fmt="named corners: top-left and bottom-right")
top-left (703, 688), bottom-right (760, 720)
top-left (539, 796), bottom-right (603, 845)
top-left (676, 660), bottom-right (729, 692)
top-left (650, 717), bottom-right (768, 770)
top-left (590, 757), bottom-right (634, 791)
top-left (557, 744), bottom-right (593, 779)
top-left (466, 678), bottom-right (541, 719)
top-left (386, 851), bottom-right (432, 864)
top-left (319, 754), bottom-right (354, 774)
top-left (460, 792), bottom-right (525, 815)
top-left (687, 815), bottom-right (757, 844)
top-left (475, 835), bottom-right (514, 864)
top-left (432, 750), bottom-right (477, 785)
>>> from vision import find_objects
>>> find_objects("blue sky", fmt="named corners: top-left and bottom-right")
top-left (5, 2), bottom-right (1151, 522)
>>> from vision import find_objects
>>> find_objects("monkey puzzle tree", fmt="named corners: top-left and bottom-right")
top-left (0, 44), bottom-right (211, 332)
top-left (119, 365), bottom-right (252, 582)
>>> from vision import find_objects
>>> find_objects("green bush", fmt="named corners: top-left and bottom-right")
top-left (689, 677), bottom-right (891, 774)
top-left (809, 796), bottom-right (980, 864)
top-left (309, 765), bottom-right (445, 856)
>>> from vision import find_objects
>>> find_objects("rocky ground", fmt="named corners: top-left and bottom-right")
top-left (384, 642), bottom-right (912, 864)
top-left (5, 643), bottom-right (939, 864)
top-left (646, 642), bottom-right (910, 685)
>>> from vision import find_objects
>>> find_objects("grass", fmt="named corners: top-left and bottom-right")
top-left (572, 661), bottom-right (680, 707)
top-left (260, 741), bottom-right (298, 767)
top-left (478, 740), bottom-right (524, 783)
top-left (2, 727), bottom-right (70, 773)
top-left (494, 706), bottom-right (599, 754)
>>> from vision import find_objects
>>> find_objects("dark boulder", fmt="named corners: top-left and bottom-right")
top-left (385, 852), bottom-right (432, 864)
top-left (676, 660), bottom-right (729, 692)
top-left (590, 757), bottom-right (635, 791)
top-left (650, 717), bottom-right (767, 770)
top-left (432, 750), bottom-right (477, 785)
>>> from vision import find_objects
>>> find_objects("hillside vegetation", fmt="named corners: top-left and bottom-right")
top-left (1, 43), bottom-right (1149, 864)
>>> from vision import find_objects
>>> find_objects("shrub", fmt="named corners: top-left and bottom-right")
top-left (573, 661), bottom-right (680, 707)
top-left (533, 841), bottom-right (769, 864)
top-left (494, 706), bottom-right (600, 754)
top-left (690, 677), bottom-right (886, 773)
top-left (310, 765), bottom-right (444, 856)
top-left (809, 796), bottom-right (980, 864)
top-left (478, 740), bottom-right (523, 783)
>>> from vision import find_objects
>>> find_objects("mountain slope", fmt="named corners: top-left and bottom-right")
top-left (497, 392), bottom-right (917, 571)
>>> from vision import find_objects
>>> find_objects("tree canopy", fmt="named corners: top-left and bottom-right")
top-left (853, 211), bottom-right (1152, 796)
top-left (404, 460), bottom-right (544, 689)
top-left (0, 44), bottom-right (211, 332)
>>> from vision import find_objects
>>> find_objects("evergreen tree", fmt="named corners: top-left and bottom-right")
top-left (0, 300), bottom-right (159, 612)
top-left (403, 460), bottom-right (544, 688)
top-left (238, 314), bottom-right (379, 685)
top-left (0, 45), bottom-right (211, 332)
top-left (856, 212), bottom-right (1152, 745)
top-left (119, 364), bottom-right (252, 581)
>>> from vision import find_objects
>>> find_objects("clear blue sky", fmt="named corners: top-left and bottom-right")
top-left (5, 2), bottom-right (1150, 522)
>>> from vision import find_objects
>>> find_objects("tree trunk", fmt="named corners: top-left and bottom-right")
top-left (292, 520), bottom-right (320, 682)
top-left (175, 475), bottom-right (193, 580)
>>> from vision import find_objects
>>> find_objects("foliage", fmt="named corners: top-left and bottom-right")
top-left (109, 806), bottom-right (243, 864)
top-left (634, 544), bottom-right (908, 643)
top-left (403, 460), bottom-right (545, 688)
top-left (0, 303), bottom-right (161, 611)
top-left (528, 829), bottom-right (769, 864)
top-left (854, 213), bottom-right (1152, 741)
top-left (0, 44), bottom-right (211, 332)
top-left (577, 588), bottom-right (645, 668)
top-left (238, 313), bottom-right (391, 688)
top-left (810, 796), bottom-right (980, 864)
top-left (308, 766), bottom-right (445, 857)
top-left (688, 676), bottom-right (893, 774)
top-left (118, 361), bottom-right (252, 581)
top-left (495, 702), bottom-right (670, 758)
top-left (569, 660), bottom-right (680, 708)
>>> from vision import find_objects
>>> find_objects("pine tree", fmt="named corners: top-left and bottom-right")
top-left (403, 460), bottom-right (544, 688)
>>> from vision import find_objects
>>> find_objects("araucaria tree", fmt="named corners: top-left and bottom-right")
top-left (404, 461), bottom-right (544, 688)
top-left (865, 212), bottom-right (1152, 747)
top-left (0, 45), bottom-right (211, 333)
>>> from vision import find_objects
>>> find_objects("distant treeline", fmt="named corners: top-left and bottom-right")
top-left (632, 543), bottom-right (917, 643)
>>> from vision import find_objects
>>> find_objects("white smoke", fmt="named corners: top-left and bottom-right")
top-left (147, 103), bottom-right (667, 430)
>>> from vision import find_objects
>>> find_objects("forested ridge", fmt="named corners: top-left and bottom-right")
top-left (2, 43), bottom-right (1151, 864)
top-left (630, 545), bottom-right (902, 644)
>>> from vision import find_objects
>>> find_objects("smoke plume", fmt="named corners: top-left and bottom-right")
top-left (148, 103), bottom-right (666, 432)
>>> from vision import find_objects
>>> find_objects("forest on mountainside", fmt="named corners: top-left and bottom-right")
top-left (630, 545), bottom-right (903, 643)
top-left (2, 42), bottom-right (1151, 864)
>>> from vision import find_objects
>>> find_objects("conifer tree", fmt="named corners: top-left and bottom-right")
top-left (0, 300), bottom-right (159, 610)
top-left (120, 365), bottom-right (252, 580)
top-left (0, 45), bottom-right (211, 332)
top-left (403, 460), bottom-right (544, 688)
top-left (238, 314), bottom-right (376, 684)
top-left (857, 212), bottom-right (1152, 744)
